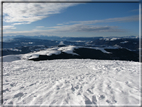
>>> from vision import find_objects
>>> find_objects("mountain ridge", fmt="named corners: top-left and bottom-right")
top-left (20, 45), bottom-right (139, 62)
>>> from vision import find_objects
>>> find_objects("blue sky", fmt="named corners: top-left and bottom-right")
top-left (3, 2), bottom-right (139, 37)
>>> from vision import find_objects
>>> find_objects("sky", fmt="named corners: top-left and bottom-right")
top-left (3, 1), bottom-right (140, 37)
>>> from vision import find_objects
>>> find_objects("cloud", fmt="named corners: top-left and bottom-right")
top-left (4, 24), bottom-right (125, 36)
top-left (12, 23), bottom-right (26, 25)
top-left (1, 0), bottom-right (140, 27)
top-left (130, 9), bottom-right (139, 12)
top-left (105, 15), bottom-right (139, 22)
top-left (3, 25), bottom-right (16, 30)
top-left (51, 24), bottom-right (125, 32)
top-left (3, 2), bottom-right (78, 25)
top-left (2, 0), bottom-right (138, 37)
top-left (36, 26), bottom-right (44, 29)
top-left (57, 24), bottom-right (64, 26)
top-left (32, 26), bottom-right (45, 31)
top-left (67, 15), bottom-right (139, 25)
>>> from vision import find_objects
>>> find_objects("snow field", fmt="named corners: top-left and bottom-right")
top-left (3, 59), bottom-right (141, 106)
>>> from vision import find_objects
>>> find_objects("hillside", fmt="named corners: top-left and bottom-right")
top-left (20, 45), bottom-right (139, 62)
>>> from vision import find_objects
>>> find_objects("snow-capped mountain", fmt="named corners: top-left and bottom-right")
top-left (2, 36), bottom-right (140, 56)
top-left (18, 45), bottom-right (138, 62)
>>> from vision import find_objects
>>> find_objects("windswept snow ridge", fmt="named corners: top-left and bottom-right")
top-left (3, 58), bottom-right (141, 106)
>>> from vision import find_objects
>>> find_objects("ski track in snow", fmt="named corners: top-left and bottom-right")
top-left (2, 59), bottom-right (141, 106)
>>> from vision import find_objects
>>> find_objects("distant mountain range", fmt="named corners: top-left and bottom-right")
top-left (1, 35), bottom-right (141, 62)
top-left (3, 35), bottom-right (139, 42)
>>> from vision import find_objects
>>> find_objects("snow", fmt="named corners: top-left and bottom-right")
top-left (20, 45), bottom-right (115, 60)
top-left (28, 54), bottom-right (39, 60)
top-left (103, 45), bottom-right (122, 49)
top-left (120, 41), bottom-right (128, 44)
top-left (3, 55), bottom-right (21, 62)
top-left (2, 55), bottom-right (141, 106)
top-left (21, 48), bottom-right (61, 60)
top-left (110, 38), bottom-right (120, 41)
top-left (59, 41), bottom-right (64, 45)
top-left (75, 40), bottom-right (85, 42)
top-left (100, 37), bottom-right (121, 41)
top-left (21, 45), bottom-right (79, 60)
top-left (88, 47), bottom-right (111, 54)
top-left (29, 42), bottom-right (33, 44)
top-left (100, 38), bottom-right (110, 41)
top-left (3, 48), bottom-right (21, 52)
top-left (58, 45), bottom-right (79, 55)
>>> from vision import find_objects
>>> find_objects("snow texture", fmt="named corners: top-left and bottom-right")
top-left (2, 55), bottom-right (141, 106)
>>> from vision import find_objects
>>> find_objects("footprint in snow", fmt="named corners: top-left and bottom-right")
top-left (8, 101), bottom-right (13, 104)
top-left (13, 92), bottom-right (24, 99)
top-left (84, 95), bottom-right (93, 105)
top-left (87, 89), bottom-right (93, 94)
top-left (106, 99), bottom-right (117, 104)
top-left (56, 86), bottom-right (60, 90)
top-left (71, 85), bottom-right (75, 92)
top-left (3, 88), bottom-right (9, 93)
top-left (99, 95), bottom-right (105, 100)
top-left (10, 83), bottom-right (15, 87)
top-left (92, 95), bottom-right (97, 104)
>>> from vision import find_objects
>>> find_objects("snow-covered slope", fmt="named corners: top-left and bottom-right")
top-left (18, 45), bottom-right (139, 62)
top-left (3, 55), bottom-right (21, 62)
top-left (21, 45), bottom-right (78, 60)
top-left (21, 45), bottom-right (113, 60)
top-left (3, 55), bottom-right (141, 106)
